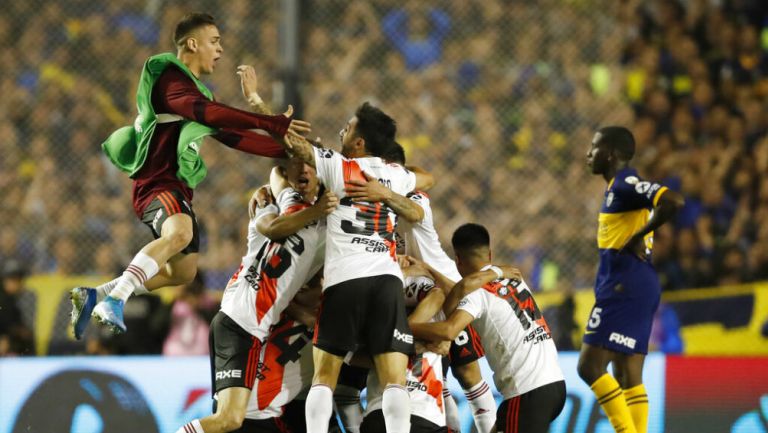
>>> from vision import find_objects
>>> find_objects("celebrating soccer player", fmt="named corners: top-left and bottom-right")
top-left (70, 13), bottom-right (310, 338)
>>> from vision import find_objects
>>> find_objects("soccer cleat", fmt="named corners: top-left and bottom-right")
top-left (70, 287), bottom-right (98, 340)
top-left (91, 296), bottom-right (127, 334)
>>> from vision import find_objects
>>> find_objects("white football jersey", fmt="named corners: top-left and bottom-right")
top-left (365, 350), bottom-right (445, 427)
top-left (220, 188), bottom-right (325, 341)
top-left (313, 147), bottom-right (416, 289)
top-left (457, 278), bottom-right (564, 399)
top-left (246, 318), bottom-right (314, 419)
top-left (398, 191), bottom-right (462, 283)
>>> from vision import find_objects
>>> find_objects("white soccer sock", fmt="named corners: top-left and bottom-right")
top-left (95, 278), bottom-right (149, 301)
top-left (333, 384), bottom-right (363, 433)
top-left (109, 252), bottom-right (159, 302)
top-left (464, 380), bottom-right (496, 433)
top-left (382, 384), bottom-right (410, 433)
top-left (443, 386), bottom-right (462, 432)
top-left (306, 384), bottom-right (334, 433)
top-left (175, 419), bottom-right (204, 433)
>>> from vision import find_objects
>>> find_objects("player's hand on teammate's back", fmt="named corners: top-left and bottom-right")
top-left (499, 265), bottom-right (523, 282)
top-left (249, 185), bottom-right (274, 219)
top-left (345, 171), bottom-right (392, 203)
top-left (311, 190), bottom-right (339, 218)
top-left (620, 234), bottom-right (648, 261)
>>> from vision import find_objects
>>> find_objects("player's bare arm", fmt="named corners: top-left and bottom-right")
top-left (442, 265), bottom-right (522, 314)
top-left (344, 172), bottom-right (425, 223)
top-left (256, 189), bottom-right (339, 240)
top-left (407, 286), bottom-right (446, 327)
top-left (411, 309), bottom-right (475, 342)
top-left (237, 65), bottom-right (273, 115)
top-left (620, 189), bottom-right (685, 260)
top-left (408, 165), bottom-right (435, 191)
top-left (282, 134), bottom-right (316, 167)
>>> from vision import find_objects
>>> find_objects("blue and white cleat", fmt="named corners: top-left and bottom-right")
top-left (70, 287), bottom-right (98, 340)
top-left (91, 296), bottom-right (127, 334)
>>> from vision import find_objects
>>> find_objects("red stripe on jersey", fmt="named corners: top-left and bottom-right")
top-left (421, 357), bottom-right (444, 411)
top-left (245, 337), bottom-right (262, 388)
top-left (257, 321), bottom-right (291, 410)
top-left (227, 263), bottom-right (244, 288)
top-left (342, 160), bottom-right (366, 187)
top-left (255, 245), bottom-right (282, 323)
top-left (282, 203), bottom-right (310, 215)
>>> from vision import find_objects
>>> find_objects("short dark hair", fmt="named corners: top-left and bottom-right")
top-left (597, 126), bottom-right (635, 160)
top-left (354, 102), bottom-right (396, 157)
top-left (383, 141), bottom-right (406, 164)
top-left (173, 13), bottom-right (216, 47)
top-left (452, 223), bottom-right (490, 252)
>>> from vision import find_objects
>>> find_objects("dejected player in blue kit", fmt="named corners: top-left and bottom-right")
top-left (577, 126), bottom-right (684, 433)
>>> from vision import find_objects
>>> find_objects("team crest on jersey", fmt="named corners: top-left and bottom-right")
top-left (606, 192), bottom-right (614, 207)
top-left (635, 181), bottom-right (651, 194)
top-left (319, 149), bottom-right (334, 158)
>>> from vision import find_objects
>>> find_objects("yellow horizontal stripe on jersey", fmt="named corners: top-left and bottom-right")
top-left (597, 209), bottom-right (651, 250)
top-left (652, 186), bottom-right (669, 206)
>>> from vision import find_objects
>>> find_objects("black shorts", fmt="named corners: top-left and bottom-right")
top-left (140, 189), bottom-right (200, 254)
top-left (209, 311), bottom-right (263, 393)
top-left (337, 364), bottom-right (369, 392)
top-left (313, 275), bottom-right (413, 356)
top-left (496, 380), bottom-right (566, 433)
top-left (448, 324), bottom-right (485, 367)
top-left (360, 410), bottom-right (446, 433)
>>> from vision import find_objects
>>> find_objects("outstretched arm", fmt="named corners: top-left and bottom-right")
top-left (155, 67), bottom-right (310, 137)
top-left (344, 172), bottom-right (424, 222)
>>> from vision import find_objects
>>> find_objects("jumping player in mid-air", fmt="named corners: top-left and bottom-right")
top-left (577, 126), bottom-right (683, 433)
top-left (69, 13), bottom-right (310, 338)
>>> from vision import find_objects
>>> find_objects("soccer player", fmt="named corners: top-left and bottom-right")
top-left (279, 103), bottom-right (433, 433)
top-left (349, 142), bottom-right (495, 432)
top-left (70, 12), bottom-right (311, 337)
top-left (361, 265), bottom-right (449, 433)
top-left (176, 157), bottom-right (334, 433)
top-left (577, 126), bottom-right (684, 433)
top-left (410, 223), bottom-right (566, 433)
top-left (385, 143), bottom-right (498, 433)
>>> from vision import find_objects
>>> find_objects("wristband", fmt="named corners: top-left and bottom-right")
top-left (255, 203), bottom-right (278, 218)
top-left (480, 264), bottom-right (504, 279)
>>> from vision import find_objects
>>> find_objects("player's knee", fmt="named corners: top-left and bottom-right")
top-left (454, 363), bottom-right (482, 389)
top-left (164, 228), bottom-right (194, 252)
top-left (216, 409), bottom-right (245, 432)
top-left (576, 356), bottom-right (602, 385)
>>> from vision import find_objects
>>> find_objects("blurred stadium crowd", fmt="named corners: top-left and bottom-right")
top-left (1, 0), bottom-right (768, 355)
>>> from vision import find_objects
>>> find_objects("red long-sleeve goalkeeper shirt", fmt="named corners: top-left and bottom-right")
top-left (131, 66), bottom-right (288, 217)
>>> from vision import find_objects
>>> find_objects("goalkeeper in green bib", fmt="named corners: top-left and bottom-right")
top-left (70, 13), bottom-right (310, 337)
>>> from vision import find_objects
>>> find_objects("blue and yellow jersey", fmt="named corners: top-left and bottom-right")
top-left (597, 167), bottom-right (668, 253)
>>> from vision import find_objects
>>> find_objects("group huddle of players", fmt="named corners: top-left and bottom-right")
top-left (69, 11), bottom-right (683, 433)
